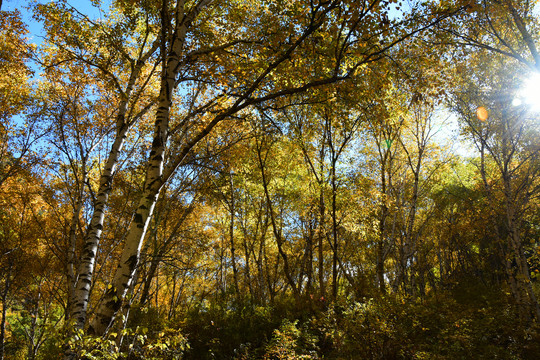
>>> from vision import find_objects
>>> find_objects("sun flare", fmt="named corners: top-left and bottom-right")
top-left (515, 72), bottom-right (540, 111)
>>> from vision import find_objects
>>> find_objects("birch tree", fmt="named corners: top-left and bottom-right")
top-left (34, 0), bottom-right (161, 334)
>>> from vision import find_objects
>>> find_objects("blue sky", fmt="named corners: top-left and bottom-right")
top-left (2, 0), bottom-right (110, 132)
top-left (3, 0), bottom-right (108, 44)
top-left (4, 0), bottom-right (44, 43)
top-left (3, 0), bottom-right (111, 79)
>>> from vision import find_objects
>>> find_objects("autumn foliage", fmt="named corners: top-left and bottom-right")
top-left (1, 0), bottom-right (540, 359)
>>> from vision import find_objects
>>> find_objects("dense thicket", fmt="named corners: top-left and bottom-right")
top-left (1, 0), bottom-right (539, 359)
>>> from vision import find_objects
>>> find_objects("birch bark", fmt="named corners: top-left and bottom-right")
top-left (69, 46), bottom-right (158, 330)
top-left (90, 0), bottom-right (213, 335)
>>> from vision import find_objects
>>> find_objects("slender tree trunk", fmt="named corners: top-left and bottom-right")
top-left (304, 217), bottom-right (314, 297)
top-left (318, 188), bottom-right (325, 299)
top-left (66, 172), bottom-right (87, 322)
top-left (0, 261), bottom-right (12, 360)
top-left (70, 121), bottom-right (130, 331)
top-left (318, 131), bottom-right (327, 299)
top-left (229, 172), bottom-right (239, 296)
top-left (89, 79), bottom-right (169, 336)
top-left (508, 227), bottom-right (540, 320)
top-left (376, 241), bottom-right (386, 295)
top-left (377, 156), bottom-right (388, 295)
top-left (90, 182), bottom-right (160, 335)
top-left (331, 158), bottom-right (338, 299)
top-left (169, 274), bottom-right (187, 319)
top-left (263, 234), bottom-right (275, 304)
top-left (479, 140), bottom-right (520, 307)
top-left (139, 251), bottom-right (160, 306)
top-left (504, 178), bottom-right (540, 321)
top-left (140, 199), bottom-right (195, 305)
top-left (256, 138), bottom-right (299, 299)
top-left (242, 229), bottom-right (253, 300)
top-left (114, 269), bottom-right (138, 350)
top-left (89, 80), bottom-right (170, 333)
top-left (256, 211), bottom-right (269, 303)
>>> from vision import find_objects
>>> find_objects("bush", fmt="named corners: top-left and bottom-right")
top-left (305, 291), bottom-right (540, 359)
top-left (143, 288), bottom-right (540, 360)
top-left (263, 319), bottom-right (318, 360)
top-left (181, 299), bottom-right (280, 360)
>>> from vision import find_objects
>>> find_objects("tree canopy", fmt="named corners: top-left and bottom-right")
top-left (1, 0), bottom-right (540, 359)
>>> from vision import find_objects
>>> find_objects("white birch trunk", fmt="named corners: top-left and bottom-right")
top-left (66, 184), bottom-right (85, 321)
top-left (89, 0), bottom-right (213, 335)
top-left (68, 34), bottom-right (160, 334)
top-left (69, 119), bottom-right (130, 330)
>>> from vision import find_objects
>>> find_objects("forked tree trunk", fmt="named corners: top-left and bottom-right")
top-left (256, 137), bottom-right (299, 299)
top-left (89, 80), bottom-right (170, 336)
top-left (68, 34), bottom-right (159, 333)
top-left (89, 108), bottom-right (165, 335)
top-left (89, 0), bottom-right (213, 335)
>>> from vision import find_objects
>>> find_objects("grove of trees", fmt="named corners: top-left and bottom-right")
top-left (1, 0), bottom-right (539, 358)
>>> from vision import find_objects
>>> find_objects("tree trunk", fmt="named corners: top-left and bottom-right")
top-left (0, 260), bottom-right (12, 360)
top-left (504, 179), bottom-right (540, 321)
top-left (331, 157), bottom-right (338, 299)
top-left (89, 75), bottom-right (169, 336)
top-left (256, 138), bottom-right (299, 299)
top-left (68, 47), bottom-right (158, 331)
top-left (229, 172), bottom-right (239, 296)
top-left (241, 225), bottom-right (254, 300)
top-left (376, 240), bottom-right (386, 295)
top-left (139, 249), bottom-right (160, 306)
top-left (377, 160), bottom-right (388, 295)
top-left (70, 120), bottom-right (130, 331)
top-left (318, 129), bottom-right (327, 299)
top-left (66, 170), bottom-right (87, 323)
top-left (89, 0), bottom-right (213, 335)
top-left (304, 216), bottom-right (314, 297)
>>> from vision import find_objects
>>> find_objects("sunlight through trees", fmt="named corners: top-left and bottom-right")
top-left (1, 0), bottom-right (540, 358)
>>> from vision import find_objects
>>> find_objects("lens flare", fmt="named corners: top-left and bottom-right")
top-left (476, 106), bottom-right (488, 121)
